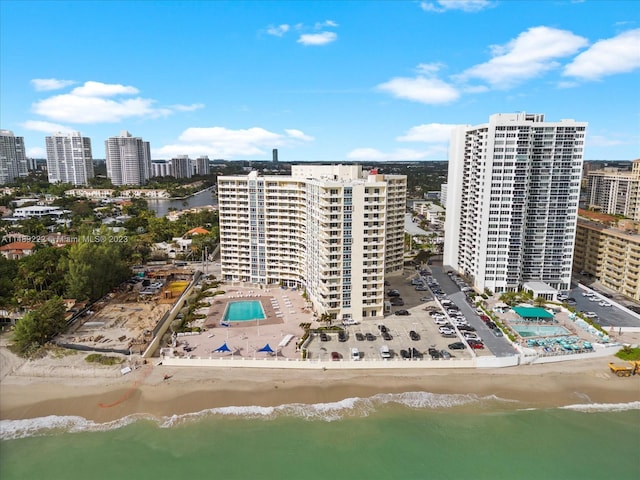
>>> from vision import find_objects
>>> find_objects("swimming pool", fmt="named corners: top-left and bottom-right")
top-left (511, 324), bottom-right (571, 338)
top-left (223, 301), bottom-right (266, 322)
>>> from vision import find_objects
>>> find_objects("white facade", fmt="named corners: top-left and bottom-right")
top-left (170, 155), bottom-right (192, 179)
top-left (45, 132), bottom-right (94, 185)
top-left (218, 165), bottom-right (406, 322)
top-left (0, 130), bottom-right (28, 185)
top-left (444, 113), bottom-right (586, 293)
top-left (195, 156), bottom-right (210, 176)
top-left (151, 160), bottom-right (173, 178)
top-left (105, 131), bottom-right (151, 186)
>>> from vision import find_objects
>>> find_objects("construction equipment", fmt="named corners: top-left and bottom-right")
top-left (608, 361), bottom-right (640, 377)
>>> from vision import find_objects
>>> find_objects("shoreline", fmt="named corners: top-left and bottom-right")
top-left (2, 354), bottom-right (639, 424)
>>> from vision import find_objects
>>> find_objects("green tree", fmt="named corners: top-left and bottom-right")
top-left (15, 247), bottom-right (69, 306)
top-left (66, 234), bottom-right (131, 301)
top-left (0, 256), bottom-right (18, 308)
top-left (13, 296), bottom-right (67, 355)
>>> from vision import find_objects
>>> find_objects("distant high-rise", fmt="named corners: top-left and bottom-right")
top-left (170, 155), bottom-right (192, 179)
top-left (105, 131), bottom-right (151, 186)
top-left (585, 160), bottom-right (640, 220)
top-left (195, 155), bottom-right (210, 176)
top-left (0, 130), bottom-right (28, 185)
top-left (444, 113), bottom-right (586, 293)
top-left (45, 131), bottom-right (94, 186)
top-left (272, 149), bottom-right (278, 163)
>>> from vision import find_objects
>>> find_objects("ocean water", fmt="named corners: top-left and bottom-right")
top-left (1, 393), bottom-right (639, 480)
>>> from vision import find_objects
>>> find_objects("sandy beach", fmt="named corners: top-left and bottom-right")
top-left (1, 342), bottom-right (639, 424)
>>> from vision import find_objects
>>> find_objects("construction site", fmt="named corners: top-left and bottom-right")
top-left (56, 266), bottom-right (194, 355)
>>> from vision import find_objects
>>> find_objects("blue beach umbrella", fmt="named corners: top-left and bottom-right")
top-left (257, 344), bottom-right (274, 353)
top-left (213, 342), bottom-right (231, 352)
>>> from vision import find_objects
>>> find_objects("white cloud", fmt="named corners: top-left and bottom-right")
top-left (21, 120), bottom-right (74, 133)
top-left (70, 81), bottom-right (139, 97)
top-left (420, 0), bottom-right (493, 13)
top-left (377, 76), bottom-right (460, 104)
top-left (170, 103), bottom-right (205, 112)
top-left (266, 24), bottom-right (290, 37)
top-left (284, 129), bottom-right (315, 141)
top-left (397, 123), bottom-right (460, 143)
top-left (587, 135), bottom-right (630, 147)
top-left (458, 26), bottom-right (588, 89)
top-left (563, 29), bottom-right (640, 80)
top-left (346, 147), bottom-right (434, 161)
top-left (297, 32), bottom-right (337, 46)
top-left (314, 20), bottom-right (338, 29)
top-left (31, 80), bottom-right (194, 123)
top-left (154, 126), bottom-right (314, 159)
top-left (416, 63), bottom-right (445, 75)
top-left (26, 147), bottom-right (46, 158)
top-left (31, 78), bottom-right (76, 91)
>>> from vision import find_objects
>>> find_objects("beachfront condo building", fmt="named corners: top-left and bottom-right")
top-left (105, 131), bottom-right (151, 186)
top-left (574, 217), bottom-right (640, 301)
top-left (45, 131), bottom-right (94, 186)
top-left (584, 159), bottom-right (640, 220)
top-left (0, 130), bottom-right (28, 185)
top-left (443, 113), bottom-right (586, 293)
top-left (218, 165), bottom-right (406, 322)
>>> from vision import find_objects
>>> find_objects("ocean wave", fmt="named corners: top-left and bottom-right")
top-left (560, 401), bottom-right (640, 413)
top-left (0, 391), bottom-right (508, 440)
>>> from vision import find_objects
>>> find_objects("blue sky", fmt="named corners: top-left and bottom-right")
top-left (1, 0), bottom-right (639, 161)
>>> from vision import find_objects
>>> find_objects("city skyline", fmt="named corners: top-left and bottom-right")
top-left (1, 1), bottom-right (639, 162)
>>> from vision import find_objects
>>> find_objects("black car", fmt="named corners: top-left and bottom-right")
top-left (382, 331), bottom-right (392, 341)
top-left (390, 298), bottom-right (404, 306)
top-left (355, 332), bottom-right (365, 341)
top-left (378, 324), bottom-right (388, 333)
top-left (395, 310), bottom-right (410, 316)
top-left (458, 325), bottom-right (476, 332)
top-left (428, 348), bottom-right (441, 360)
top-left (448, 342), bottom-right (466, 350)
top-left (338, 331), bottom-right (347, 342)
top-left (387, 290), bottom-right (401, 297)
top-left (320, 332), bottom-right (329, 342)
top-left (400, 349), bottom-right (410, 359)
top-left (486, 321), bottom-right (497, 329)
top-left (409, 330), bottom-right (420, 341)
top-left (365, 332), bottom-right (376, 341)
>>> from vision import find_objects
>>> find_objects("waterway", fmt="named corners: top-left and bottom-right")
top-left (146, 188), bottom-right (217, 217)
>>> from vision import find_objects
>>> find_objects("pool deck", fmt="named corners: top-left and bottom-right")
top-left (172, 285), bottom-right (310, 360)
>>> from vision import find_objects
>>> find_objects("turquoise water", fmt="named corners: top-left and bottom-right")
top-left (1, 395), bottom-right (639, 479)
top-left (223, 301), bottom-right (266, 322)
top-left (512, 324), bottom-right (571, 337)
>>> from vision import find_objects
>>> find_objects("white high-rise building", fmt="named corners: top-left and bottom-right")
top-left (195, 155), bottom-right (210, 176)
top-left (105, 131), bottom-right (151, 186)
top-left (45, 131), bottom-right (94, 185)
top-left (0, 130), bottom-right (28, 184)
top-left (170, 155), bottom-right (192, 179)
top-left (218, 165), bottom-right (406, 322)
top-left (444, 113), bottom-right (587, 293)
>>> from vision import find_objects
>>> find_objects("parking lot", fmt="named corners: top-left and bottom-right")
top-left (305, 265), bottom-right (501, 362)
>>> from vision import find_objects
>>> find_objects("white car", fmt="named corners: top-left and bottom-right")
top-left (599, 301), bottom-right (612, 307)
top-left (463, 332), bottom-right (481, 341)
top-left (342, 318), bottom-right (360, 326)
top-left (433, 317), bottom-right (449, 325)
top-left (589, 296), bottom-right (599, 302)
top-left (582, 292), bottom-right (594, 297)
top-left (584, 312), bottom-right (598, 319)
top-left (439, 327), bottom-right (456, 336)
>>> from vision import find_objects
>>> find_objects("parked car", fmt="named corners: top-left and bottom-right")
top-left (390, 298), bottom-right (404, 306)
top-left (462, 332), bottom-right (481, 341)
top-left (420, 296), bottom-right (432, 302)
top-left (365, 332), bottom-right (376, 341)
top-left (351, 348), bottom-right (360, 361)
top-left (584, 312), bottom-right (598, 318)
top-left (331, 351), bottom-right (341, 361)
top-left (320, 332), bottom-right (329, 342)
top-left (395, 310), bottom-right (410, 316)
top-left (382, 331), bottom-right (392, 341)
top-left (400, 349), bottom-right (410, 359)
top-left (409, 330), bottom-right (420, 341)
top-left (439, 326), bottom-right (455, 336)
top-left (440, 350), bottom-right (452, 359)
top-left (566, 298), bottom-right (577, 305)
top-left (338, 331), bottom-right (347, 342)
top-left (448, 342), bottom-right (466, 350)
top-left (355, 332), bottom-right (365, 341)
top-left (433, 317), bottom-right (449, 325)
top-left (599, 301), bottom-right (612, 307)
top-left (428, 348), bottom-right (441, 360)
top-left (467, 340), bottom-right (485, 349)
top-left (458, 325), bottom-right (476, 332)
top-left (409, 347), bottom-right (422, 359)
top-left (342, 318), bottom-right (360, 326)
top-left (387, 290), bottom-right (401, 297)
top-left (491, 328), bottom-right (504, 337)
top-left (415, 286), bottom-right (429, 291)
top-left (378, 324), bottom-right (388, 333)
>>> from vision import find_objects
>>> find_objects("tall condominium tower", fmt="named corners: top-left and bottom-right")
top-left (218, 165), bottom-right (406, 322)
top-left (443, 113), bottom-right (586, 293)
top-left (195, 155), bottom-right (210, 176)
top-left (0, 130), bottom-right (28, 185)
top-left (45, 131), bottom-right (94, 185)
top-left (105, 131), bottom-right (151, 186)
top-left (585, 159), bottom-right (640, 220)
top-left (170, 155), bottom-right (192, 179)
